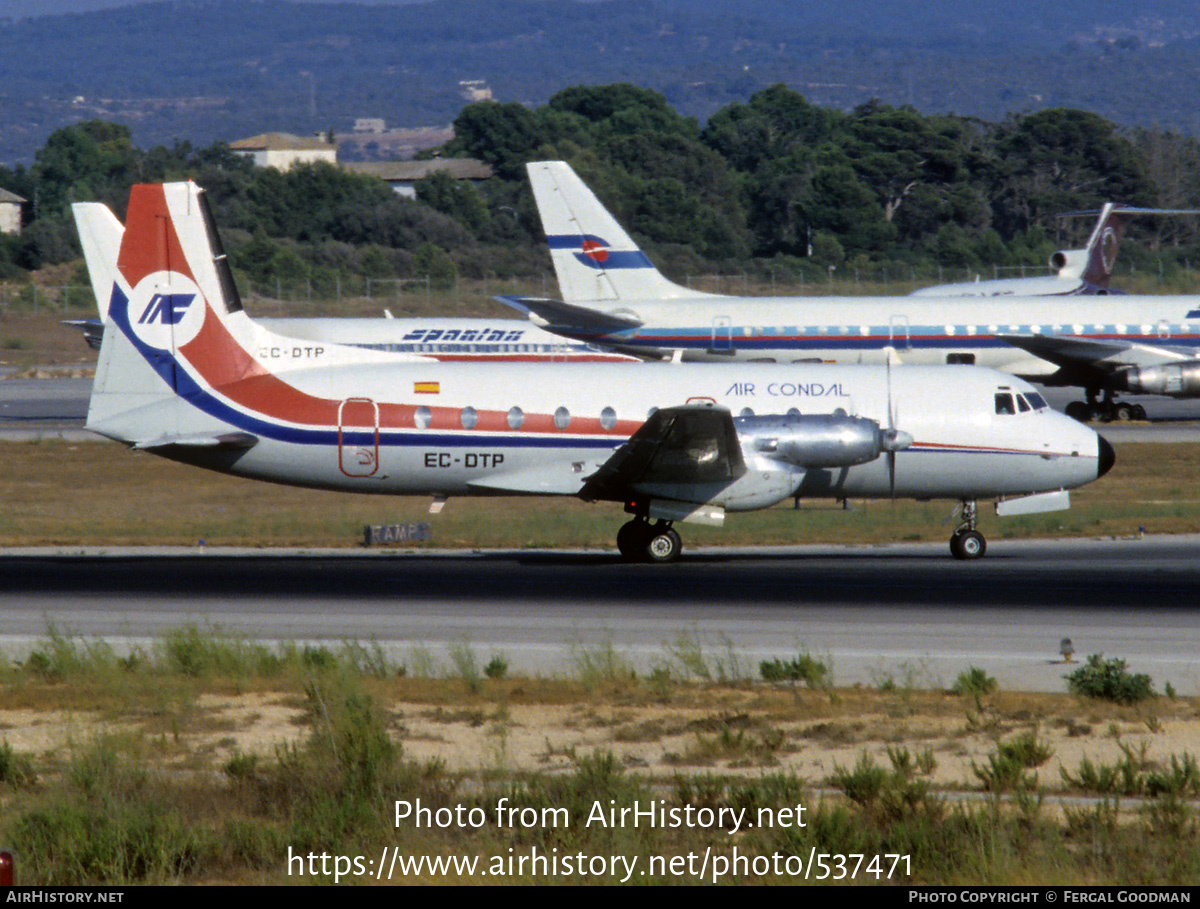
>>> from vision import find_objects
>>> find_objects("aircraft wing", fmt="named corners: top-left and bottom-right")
top-left (998, 333), bottom-right (1197, 372)
top-left (579, 405), bottom-right (746, 503)
top-left (495, 295), bottom-right (642, 337)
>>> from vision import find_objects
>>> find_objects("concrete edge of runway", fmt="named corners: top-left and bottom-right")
top-left (1, 531), bottom-right (1195, 560)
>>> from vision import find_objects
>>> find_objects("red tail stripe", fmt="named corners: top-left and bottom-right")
top-left (117, 185), bottom-right (196, 288)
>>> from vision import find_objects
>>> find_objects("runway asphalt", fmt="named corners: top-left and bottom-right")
top-left (3, 376), bottom-right (1199, 695)
top-left (1, 535), bottom-right (1198, 694)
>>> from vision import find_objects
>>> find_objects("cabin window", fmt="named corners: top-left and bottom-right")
top-left (600, 407), bottom-right (617, 431)
top-left (460, 407), bottom-right (478, 430)
top-left (414, 406), bottom-right (432, 429)
top-left (994, 393), bottom-right (1016, 415)
top-left (507, 407), bottom-right (524, 430)
top-left (554, 407), bottom-right (571, 430)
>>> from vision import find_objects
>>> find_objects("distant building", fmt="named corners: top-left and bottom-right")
top-left (229, 132), bottom-right (338, 171)
top-left (353, 118), bottom-right (386, 134)
top-left (343, 158), bottom-right (494, 198)
top-left (0, 188), bottom-right (25, 235)
top-left (459, 80), bottom-right (493, 102)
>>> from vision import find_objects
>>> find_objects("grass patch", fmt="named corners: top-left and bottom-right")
top-left (1, 441), bottom-right (1198, 547)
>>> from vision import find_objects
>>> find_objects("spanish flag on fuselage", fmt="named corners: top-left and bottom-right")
top-left (414, 381), bottom-right (440, 394)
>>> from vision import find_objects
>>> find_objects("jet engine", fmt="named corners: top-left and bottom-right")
top-left (734, 412), bottom-right (912, 467)
top-left (1113, 362), bottom-right (1200, 397)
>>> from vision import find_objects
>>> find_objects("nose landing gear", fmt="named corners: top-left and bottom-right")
top-left (949, 499), bottom-right (987, 560)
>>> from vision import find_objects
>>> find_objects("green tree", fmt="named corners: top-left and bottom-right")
top-left (992, 108), bottom-right (1156, 236)
top-left (32, 120), bottom-right (138, 217)
top-left (415, 170), bottom-right (489, 234)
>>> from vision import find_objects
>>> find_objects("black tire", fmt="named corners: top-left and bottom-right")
top-left (1132, 404), bottom-right (1148, 421)
top-left (645, 526), bottom-right (682, 563)
top-left (1065, 401), bottom-right (1088, 422)
top-left (1115, 402), bottom-right (1133, 422)
top-left (950, 529), bottom-right (986, 561)
top-left (616, 520), bottom-right (648, 561)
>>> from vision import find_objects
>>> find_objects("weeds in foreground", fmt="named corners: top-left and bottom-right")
top-left (2, 627), bottom-right (1200, 884)
top-left (1066, 654), bottom-right (1157, 704)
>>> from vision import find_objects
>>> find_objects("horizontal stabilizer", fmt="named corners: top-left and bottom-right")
top-left (132, 431), bottom-right (259, 451)
top-left (61, 318), bottom-right (104, 350)
top-left (495, 295), bottom-right (642, 336)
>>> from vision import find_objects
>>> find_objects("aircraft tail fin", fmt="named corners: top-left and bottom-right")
top-left (1073, 202), bottom-right (1124, 288)
top-left (1072, 203), bottom-right (1200, 290)
top-left (86, 182), bottom-right (247, 443)
top-left (527, 160), bottom-right (708, 303)
top-left (72, 202), bottom-right (125, 320)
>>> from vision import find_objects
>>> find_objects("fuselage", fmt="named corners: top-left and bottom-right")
top-left (263, 317), bottom-right (635, 362)
top-left (549, 293), bottom-right (1200, 377)
top-left (97, 336), bottom-right (1104, 506)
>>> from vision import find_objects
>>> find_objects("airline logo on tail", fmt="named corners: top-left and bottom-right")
top-left (546, 234), bottom-right (655, 271)
top-left (138, 293), bottom-right (195, 326)
top-left (125, 271), bottom-right (206, 352)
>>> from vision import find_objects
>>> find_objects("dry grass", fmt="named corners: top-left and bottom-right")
top-left (0, 438), bottom-right (1195, 548)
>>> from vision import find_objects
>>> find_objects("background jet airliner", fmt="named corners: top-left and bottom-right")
top-left (515, 161), bottom-right (1200, 422)
top-left (912, 203), bottom-right (1200, 298)
top-left (85, 181), bottom-right (1112, 561)
top-left (70, 202), bottom-right (634, 363)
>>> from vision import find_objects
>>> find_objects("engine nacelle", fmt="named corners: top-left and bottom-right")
top-left (1113, 362), bottom-right (1200, 397)
top-left (734, 413), bottom-right (909, 468)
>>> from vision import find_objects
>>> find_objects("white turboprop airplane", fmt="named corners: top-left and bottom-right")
top-left (68, 202), bottom-right (633, 363)
top-left (515, 161), bottom-right (1200, 422)
top-left (85, 181), bottom-right (1112, 561)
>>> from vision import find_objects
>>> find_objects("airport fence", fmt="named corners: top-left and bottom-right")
top-left (3, 257), bottom-right (1199, 320)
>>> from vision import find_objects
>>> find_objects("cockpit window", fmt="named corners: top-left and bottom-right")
top-left (1017, 395), bottom-right (1031, 412)
top-left (1024, 392), bottom-right (1048, 410)
top-left (995, 393), bottom-right (1016, 415)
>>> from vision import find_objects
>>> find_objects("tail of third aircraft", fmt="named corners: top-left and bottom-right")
top-left (527, 161), bottom-right (713, 303)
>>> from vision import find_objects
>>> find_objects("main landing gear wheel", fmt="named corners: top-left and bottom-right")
top-left (949, 499), bottom-right (987, 560)
top-left (617, 520), bottom-right (649, 560)
top-left (646, 524), bottom-right (682, 563)
top-left (950, 529), bottom-right (986, 560)
top-left (616, 519), bottom-right (682, 563)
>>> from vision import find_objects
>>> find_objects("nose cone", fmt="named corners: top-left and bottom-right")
top-left (1097, 435), bottom-right (1116, 478)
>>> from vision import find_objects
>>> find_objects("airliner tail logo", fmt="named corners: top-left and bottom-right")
top-left (138, 293), bottom-right (196, 325)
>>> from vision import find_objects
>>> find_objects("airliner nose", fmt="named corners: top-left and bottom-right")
top-left (1097, 435), bottom-right (1116, 478)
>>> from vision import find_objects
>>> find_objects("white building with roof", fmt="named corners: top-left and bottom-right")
top-left (0, 188), bottom-right (25, 235)
top-left (229, 132), bottom-right (338, 171)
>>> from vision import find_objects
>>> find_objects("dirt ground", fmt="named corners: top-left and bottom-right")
top-left (2, 686), bottom-right (1196, 793)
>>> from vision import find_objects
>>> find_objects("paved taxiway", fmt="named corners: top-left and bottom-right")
top-left (3, 376), bottom-right (1199, 695)
top-left (2, 536), bottom-right (1198, 694)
